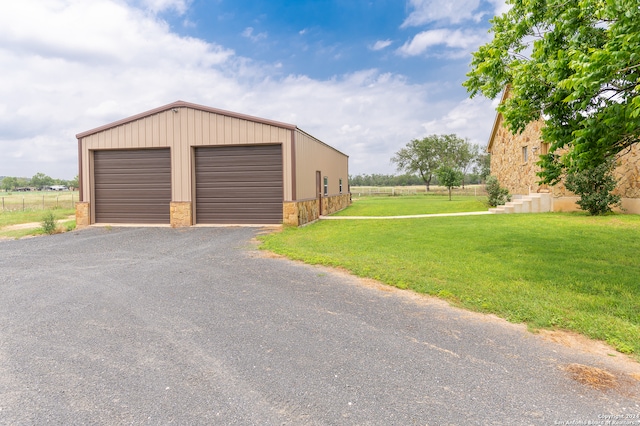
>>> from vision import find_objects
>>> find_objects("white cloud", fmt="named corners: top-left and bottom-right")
top-left (397, 28), bottom-right (488, 57)
top-left (487, 0), bottom-right (511, 16)
top-left (371, 40), bottom-right (393, 51)
top-left (421, 96), bottom-right (500, 148)
top-left (401, 0), bottom-right (482, 27)
top-left (136, 0), bottom-right (191, 15)
top-left (241, 27), bottom-right (268, 42)
top-left (0, 0), bottom-right (497, 179)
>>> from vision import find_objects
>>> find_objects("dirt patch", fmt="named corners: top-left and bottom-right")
top-left (563, 363), bottom-right (617, 390)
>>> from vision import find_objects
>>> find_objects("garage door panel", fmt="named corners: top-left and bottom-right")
top-left (195, 145), bottom-right (283, 224)
top-left (94, 149), bottom-right (171, 224)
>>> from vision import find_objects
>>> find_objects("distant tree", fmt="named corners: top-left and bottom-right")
top-left (441, 139), bottom-right (478, 189)
top-left (29, 172), bottom-right (54, 189)
top-left (391, 135), bottom-right (456, 191)
top-left (2, 176), bottom-right (18, 192)
top-left (436, 166), bottom-right (463, 201)
top-left (474, 153), bottom-right (491, 183)
top-left (68, 175), bottom-right (79, 189)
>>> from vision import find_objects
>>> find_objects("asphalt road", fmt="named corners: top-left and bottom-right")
top-left (0, 227), bottom-right (638, 425)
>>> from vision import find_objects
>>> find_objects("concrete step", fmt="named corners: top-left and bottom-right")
top-left (504, 200), bottom-right (523, 213)
top-left (488, 192), bottom-right (552, 214)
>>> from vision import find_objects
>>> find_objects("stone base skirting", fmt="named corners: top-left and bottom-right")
top-left (75, 202), bottom-right (90, 228)
top-left (76, 195), bottom-right (352, 228)
top-left (170, 202), bottom-right (192, 228)
top-left (551, 196), bottom-right (640, 214)
top-left (283, 193), bottom-right (351, 226)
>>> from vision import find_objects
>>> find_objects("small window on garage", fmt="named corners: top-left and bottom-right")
top-left (339, 178), bottom-right (343, 194)
top-left (323, 176), bottom-right (328, 196)
top-left (522, 146), bottom-right (529, 163)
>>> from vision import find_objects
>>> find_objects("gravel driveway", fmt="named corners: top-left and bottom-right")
top-left (0, 227), bottom-right (638, 425)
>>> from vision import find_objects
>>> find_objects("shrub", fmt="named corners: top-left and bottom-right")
top-left (485, 176), bottom-right (511, 207)
top-left (41, 211), bottom-right (59, 235)
top-left (565, 160), bottom-right (621, 215)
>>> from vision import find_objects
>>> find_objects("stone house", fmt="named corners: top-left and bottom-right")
top-left (487, 88), bottom-right (640, 214)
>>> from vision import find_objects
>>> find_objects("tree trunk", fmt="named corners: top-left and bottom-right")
top-left (424, 174), bottom-right (432, 192)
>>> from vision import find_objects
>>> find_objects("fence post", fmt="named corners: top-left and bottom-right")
top-left (57, 195), bottom-right (59, 208)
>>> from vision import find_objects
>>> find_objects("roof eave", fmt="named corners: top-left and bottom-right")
top-left (486, 86), bottom-right (511, 153)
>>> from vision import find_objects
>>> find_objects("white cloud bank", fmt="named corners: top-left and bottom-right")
top-left (397, 29), bottom-right (489, 57)
top-left (401, 0), bottom-right (483, 26)
top-left (0, 0), bottom-right (497, 180)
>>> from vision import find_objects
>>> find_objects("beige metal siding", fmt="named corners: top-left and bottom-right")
top-left (294, 129), bottom-right (349, 200)
top-left (79, 107), bottom-right (294, 204)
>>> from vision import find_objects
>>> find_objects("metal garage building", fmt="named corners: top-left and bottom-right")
top-left (76, 101), bottom-right (350, 227)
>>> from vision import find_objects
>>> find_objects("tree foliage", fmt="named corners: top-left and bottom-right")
top-left (474, 153), bottom-right (491, 182)
top-left (485, 176), bottom-right (511, 207)
top-left (465, 0), bottom-right (640, 184)
top-left (391, 136), bottom-right (442, 191)
top-left (30, 172), bottom-right (54, 189)
top-left (435, 166), bottom-right (463, 200)
top-left (1, 177), bottom-right (18, 191)
top-left (565, 159), bottom-right (621, 215)
top-left (391, 134), bottom-right (479, 191)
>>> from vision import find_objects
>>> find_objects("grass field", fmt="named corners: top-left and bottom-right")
top-left (1, 190), bottom-right (79, 211)
top-left (350, 184), bottom-right (487, 198)
top-left (0, 192), bottom-right (77, 238)
top-left (259, 203), bottom-right (640, 359)
top-left (334, 194), bottom-right (488, 216)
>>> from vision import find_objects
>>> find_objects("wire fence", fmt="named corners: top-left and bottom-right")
top-left (1, 191), bottom-right (79, 212)
top-left (350, 185), bottom-right (488, 197)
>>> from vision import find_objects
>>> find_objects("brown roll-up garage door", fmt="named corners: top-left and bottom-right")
top-left (195, 145), bottom-right (283, 224)
top-left (94, 149), bottom-right (171, 224)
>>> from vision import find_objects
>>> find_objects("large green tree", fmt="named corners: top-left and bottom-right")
top-left (465, 0), bottom-right (640, 184)
top-left (391, 134), bottom-right (476, 191)
top-left (391, 136), bottom-right (442, 191)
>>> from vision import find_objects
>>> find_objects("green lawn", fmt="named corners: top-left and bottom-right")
top-left (333, 194), bottom-right (488, 216)
top-left (0, 209), bottom-right (76, 239)
top-left (259, 212), bottom-right (640, 359)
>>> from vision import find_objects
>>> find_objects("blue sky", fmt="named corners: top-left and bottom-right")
top-left (0, 0), bottom-right (507, 180)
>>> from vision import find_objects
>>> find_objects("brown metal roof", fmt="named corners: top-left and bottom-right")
top-left (76, 100), bottom-right (297, 139)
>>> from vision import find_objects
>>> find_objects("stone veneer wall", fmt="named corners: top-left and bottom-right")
top-left (283, 194), bottom-right (351, 226)
top-left (75, 202), bottom-right (90, 228)
top-left (170, 202), bottom-right (192, 228)
top-left (490, 119), bottom-right (554, 195)
top-left (490, 118), bottom-right (640, 207)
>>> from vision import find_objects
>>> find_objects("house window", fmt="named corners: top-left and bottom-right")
top-left (522, 146), bottom-right (529, 163)
top-left (540, 142), bottom-right (549, 155)
top-left (339, 178), bottom-right (343, 194)
top-left (323, 176), bottom-right (328, 196)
